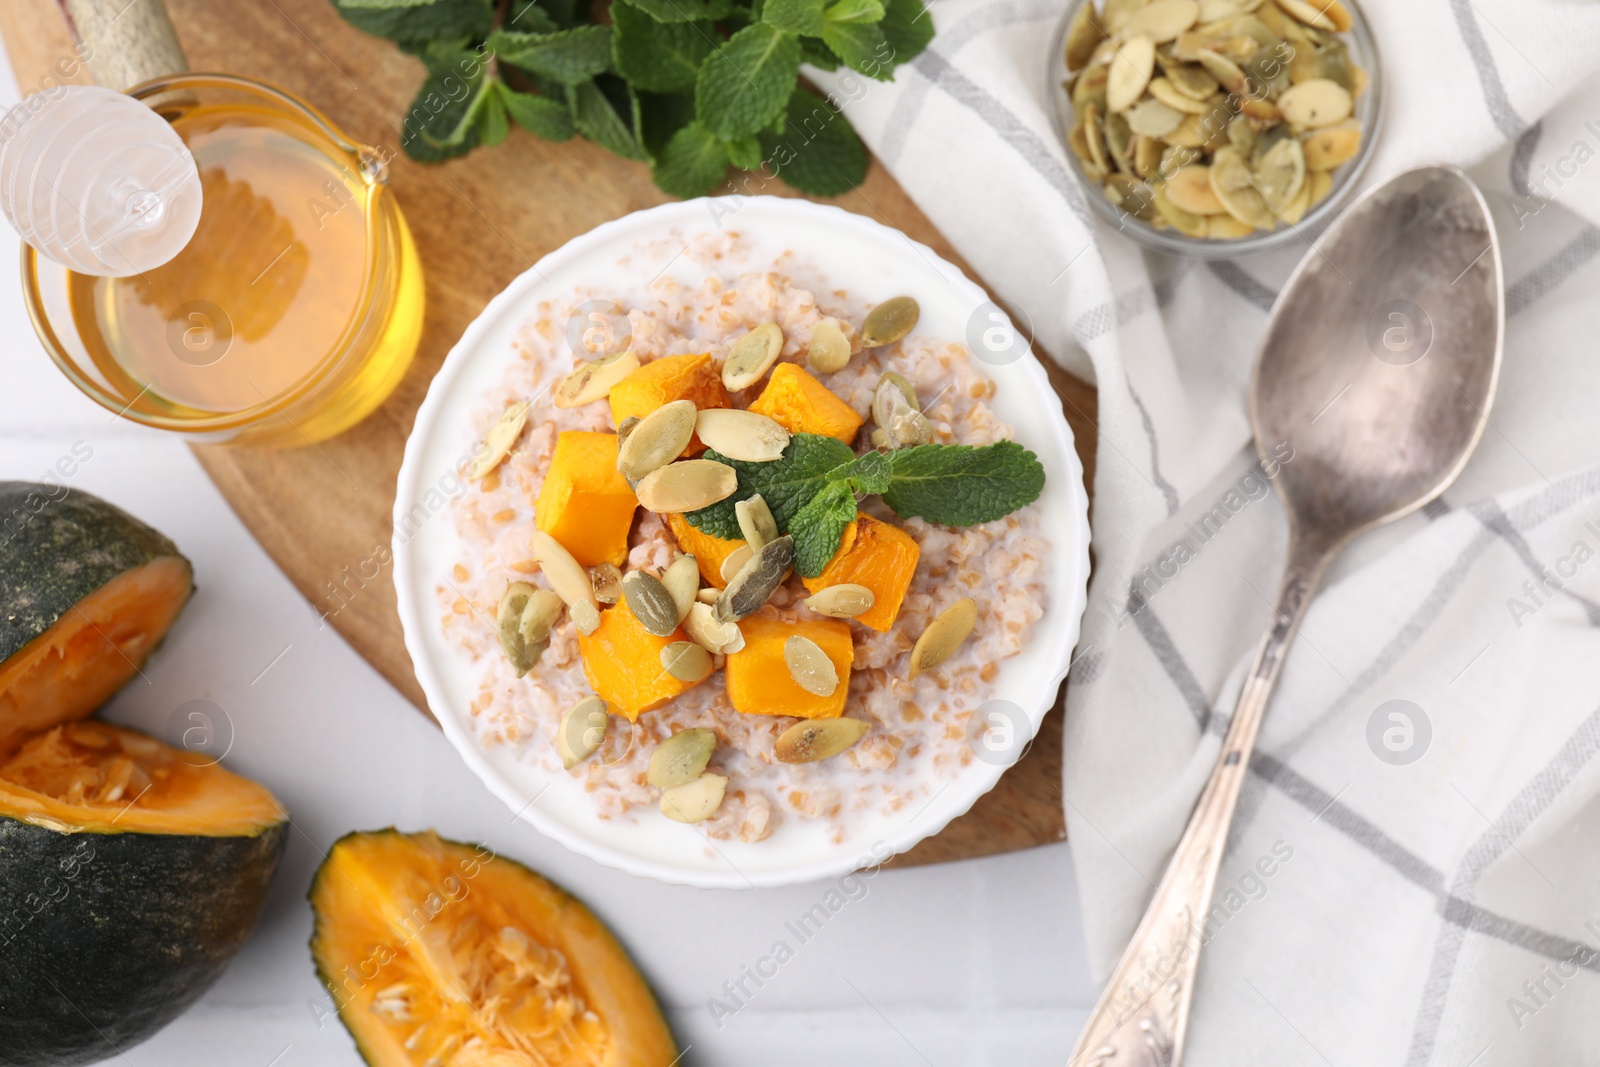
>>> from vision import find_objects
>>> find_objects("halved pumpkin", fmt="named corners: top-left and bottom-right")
top-left (0, 721), bottom-right (287, 1065)
top-left (0, 483), bottom-right (194, 756)
top-left (310, 829), bottom-right (679, 1067)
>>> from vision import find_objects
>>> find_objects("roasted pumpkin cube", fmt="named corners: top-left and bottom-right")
top-left (665, 512), bottom-right (746, 589)
top-left (747, 363), bottom-right (864, 444)
top-left (725, 615), bottom-right (853, 719)
top-left (577, 602), bottom-right (701, 721)
top-left (802, 514), bottom-right (920, 632)
top-left (609, 353), bottom-right (730, 454)
top-left (534, 431), bottom-right (637, 567)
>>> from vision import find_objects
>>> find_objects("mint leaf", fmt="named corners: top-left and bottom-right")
top-left (758, 88), bottom-right (867, 196)
top-left (726, 134), bottom-right (763, 169)
top-left (695, 23), bottom-right (802, 140)
top-left (479, 84), bottom-right (510, 145)
top-left (824, 0), bottom-right (884, 22)
top-left (799, 35), bottom-right (841, 70)
top-left (879, 0), bottom-right (934, 61)
top-left (830, 448), bottom-right (892, 494)
top-left (333, 0), bottom-right (493, 44)
top-left (652, 121), bottom-right (729, 196)
top-left (499, 86), bottom-right (575, 139)
top-left (616, 0), bottom-right (736, 22)
top-left (567, 77), bottom-right (647, 159)
top-left (400, 50), bottom-right (491, 162)
top-left (684, 433), bottom-right (855, 538)
top-left (790, 480), bottom-right (858, 577)
top-left (764, 0), bottom-right (827, 37)
top-left (637, 91), bottom-right (697, 156)
top-left (504, 0), bottom-right (558, 31)
top-left (823, 19), bottom-right (891, 77)
top-left (490, 25), bottom-right (613, 84)
top-left (612, 2), bottom-right (715, 92)
top-left (881, 441), bottom-right (1046, 526)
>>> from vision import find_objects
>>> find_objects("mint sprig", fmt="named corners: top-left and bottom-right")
top-left (331, 0), bottom-right (933, 197)
top-left (685, 433), bottom-right (1045, 578)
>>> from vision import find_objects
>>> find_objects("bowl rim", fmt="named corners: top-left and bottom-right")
top-left (392, 195), bottom-right (1092, 888)
top-left (1046, 0), bottom-right (1387, 259)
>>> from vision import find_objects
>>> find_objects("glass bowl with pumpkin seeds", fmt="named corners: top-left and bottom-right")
top-left (1048, 0), bottom-right (1383, 257)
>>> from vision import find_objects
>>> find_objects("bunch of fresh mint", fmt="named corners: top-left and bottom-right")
top-left (330, 0), bottom-right (933, 197)
top-left (686, 434), bottom-right (1046, 577)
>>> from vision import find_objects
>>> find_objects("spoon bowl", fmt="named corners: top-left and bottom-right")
top-left (1253, 166), bottom-right (1503, 544)
top-left (1069, 165), bottom-right (1504, 1066)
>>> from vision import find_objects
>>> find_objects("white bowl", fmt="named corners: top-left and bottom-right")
top-left (393, 197), bottom-right (1091, 888)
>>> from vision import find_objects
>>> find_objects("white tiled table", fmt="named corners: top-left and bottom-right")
top-left (0, 55), bottom-right (1095, 1066)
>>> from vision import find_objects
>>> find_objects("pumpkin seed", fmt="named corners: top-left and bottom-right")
top-left (659, 773), bottom-right (727, 823)
top-left (1069, 123), bottom-right (1106, 180)
top-left (890, 408), bottom-right (934, 448)
top-left (1208, 145), bottom-right (1277, 230)
top-left (1198, 0), bottom-right (1264, 19)
top-left (648, 727), bottom-right (717, 788)
top-left (695, 409), bottom-right (790, 462)
top-left (1273, 173), bottom-right (1314, 225)
top-left (883, 371), bottom-right (919, 407)
top-left (1104, 111), bottom-right (1135, 173)
top-left (1064, 1), bottom-right (1103, 71)
top-left (622, 570), bottom-right (682, 637)
top-left (1102, 0), bottom-right (1152, 32)
top-left (735, 494), bottom-right (779, 551)
top-left (785, 635), bottom-right (839, 697)
top-left (804, 583), bottom-right (876, 618)
top-left (1147, 77), bottom-right (1215, 115)
top-left (557, 697), bottom-right (608, 769)
top-left (860, 297), bottom-right (920, 348)
top-left (1277, 78), bottom-right (1350, 128)
top-left (617, 399), bottom-right (697, 481)
top-left (1254, 136), bottom-right (1306, 214)
top-left (1105, 174), bottom-right (1158, 221)
top-left (871, 377), bottom-right (932, 449)
top-left (1300, 120), bottom-right (1361, 170)
top-left (1307, 167), bottom-right (1334, 205)
top-left (719, 544), bottom-right (753, 584)
top-left (869, 427), bottom-right (892, 449)
top-left (716, 534), bottom-right (794, 622)
top-left (909, 597), bottom-right (979, 678)
top-left (1161, 59), bottom-right (1221, 100)
top-left (696, 587), bottom-right (720, 605)
top-left (634, 460), bottom-right (738, 513)
top-left (554, 350), bottom-right (640, 408)
top-left (684, 601), bottom-right (745, 654)
top-left (468, 402), bottom-right (530, 481)
top-left (1152, 185), bottom-right (1208, 237)
top-left (519, 588), bottom-right (565, 644)
top-left (1072, 65), bottom-right (1110, 122)
top-left (1125, 0), bottom-right (1200, 42)
top-left (1207, 213), bottom-right (1256, 238)
top-left (1131, 137), bottom-right (1165, 181)
top-left (616, 415), bottom-right (640, 445)
top-left (529, 531), bottom-right (599, 614)
top-left (775, 717), bottom-right (871, 764)
top-left (1104, 35), bottom-right (1153, 112)
top-left (722, 322), bottom-right (784, 390)
top-left (1165, 164), bottom-right (1226, 214)
top-left (662, 555), bottom-right (700, 622)
top-left (570, 600), bottom-right (600, 636)
top-left (1126, 97), bottom-right (1184, 138)
top-left (661, 640), bottom-right (714, 683)
top-left (588, 562), bottom-right (623, 605)
top-left (806, 320), bottom-right (853, 373)
top-left (1272, 0), bottom-right (1337, 31)
top-left (497, 582), bottom-right (547, 676)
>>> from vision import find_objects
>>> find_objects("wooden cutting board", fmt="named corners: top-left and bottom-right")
top-left (0, 0), bottom-right (1097, 866)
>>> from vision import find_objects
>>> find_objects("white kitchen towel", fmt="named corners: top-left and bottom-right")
top-left (817, 1), bottom-right (1600, 1063)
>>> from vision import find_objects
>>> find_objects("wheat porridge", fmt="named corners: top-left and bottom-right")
top-left (439, 231), bottom-right (1050, 844)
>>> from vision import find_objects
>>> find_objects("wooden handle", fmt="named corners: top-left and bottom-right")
top-left (61, 0), bottom-right (188, 91)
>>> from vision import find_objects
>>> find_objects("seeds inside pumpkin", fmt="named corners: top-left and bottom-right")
top-left (557, 697), bottom-right (608, 769)
top-left (722, 322), bottom-right (784, 390)
top-left (468, 401), bottom-right (530, 481)
top-left (909, 597), bottom-right (979, 678)
top-left (775, 717), bottom-right (871, 764)
top-left (647, 727), bottom-right (716, 789)
top-left (803, 584), bottom-right (875, 618)
top-left (860, 297), bottom-right (920, 348)
top-left (622, 570), bottom-right (681, 637)
top-left (660, 640), bottom-right (714, 682)
top-left (634, 460), bottom-right (739, 513)
top-left (784, 636), bottom-right (838, 697)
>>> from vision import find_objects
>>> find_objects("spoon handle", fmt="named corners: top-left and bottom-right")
top-left (1068, 535), bottom-right (1330, 1067)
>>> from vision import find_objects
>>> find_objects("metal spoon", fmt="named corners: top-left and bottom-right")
top-left (1068, 165), bottom-right (1503, 1066)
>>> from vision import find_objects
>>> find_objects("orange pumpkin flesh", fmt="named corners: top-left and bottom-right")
top-left (608, 353), bottom-right (729, 455)
top-left (0, 720), bottom-right (285, 836)
top-left (310, 830), bottom-right (678, 1067)
top-left (747, 363), bottom-right (864, 443)
top-left (664, 513), bottom-right (746, 589)
top-left (0, 556), bottom-right (193, 757)
top-left (801, 515), bottom-right (921, 631)
top-left (535, 431), bottom-right (638, 567)
top-left (725, 615), bottom-right (853, 719)
top-left (577, 603), bottom-right (702, 721)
